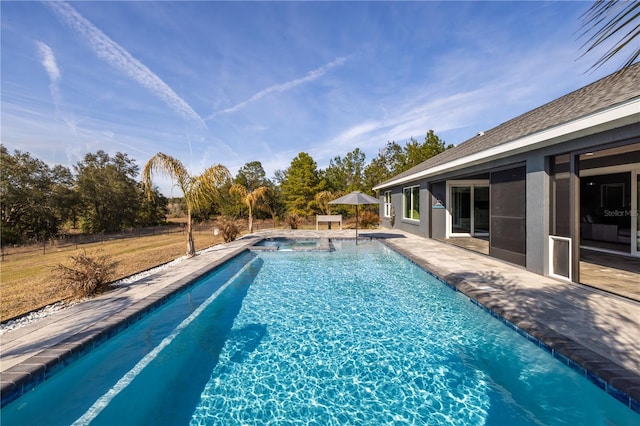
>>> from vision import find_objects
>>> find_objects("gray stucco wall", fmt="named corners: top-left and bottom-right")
top-left (430, 181), bottom-right (446, 240)
top-left (526, 153), bottom-right (550, 275)
top-left (380, 183), bottom-right (428, 237)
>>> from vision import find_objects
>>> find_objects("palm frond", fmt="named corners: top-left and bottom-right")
top-left (248, 186), bottom-right (268, 204)
top-left (579, 0), bottom-right (640, 72)
top-left (315, 190), bottom-right (334, 214)
top-left (230, 184), bottom-right (267, 209)
top-left (188, 164), bottom-right (231, 212)
top-left (229, 183), bottom-right (248, 199)
top-left (142, 152), bottom-right (190, 197)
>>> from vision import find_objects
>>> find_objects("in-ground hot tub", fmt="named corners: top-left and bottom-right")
top-left (249, 237), bottom-right (331, 251)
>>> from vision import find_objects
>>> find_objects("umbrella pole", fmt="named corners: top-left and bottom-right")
top-left (355, 204), bottom-right (358, 245)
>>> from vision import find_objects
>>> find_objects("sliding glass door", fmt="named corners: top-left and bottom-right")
top-left (447, 181), bottom-right (489, 237)
top-left (451, 186), bottom-right (471, 233)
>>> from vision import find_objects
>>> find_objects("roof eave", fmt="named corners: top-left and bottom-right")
top-left (373, 98), bottom-right (640, 191)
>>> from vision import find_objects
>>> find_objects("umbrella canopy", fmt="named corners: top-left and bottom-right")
top-left (328, 191), bottom-right (380, 206)
top-left (328, 191), bottom-right (380, 243)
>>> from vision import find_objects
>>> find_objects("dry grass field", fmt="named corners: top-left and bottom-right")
top-left (0, 227), bottom-right (227, 322)
top-left (0, 216), bottom-right (361, 323)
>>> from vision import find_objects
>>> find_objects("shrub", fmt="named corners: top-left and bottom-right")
top-left (220, 218), bottom-right (240, 243)
top-left (359, 210), bottom-right (380, 229)
top-left (286, 214), bottom-right (302, 230)
top-left (54, 249), bottom-right (118, 299)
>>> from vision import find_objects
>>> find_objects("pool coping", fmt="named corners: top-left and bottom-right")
top-left (379, 238), bottom-right (640, 415)
top-left (0, 240), bottom-right (255, 407)
top-left (1, 231), bottom-right (639, 415)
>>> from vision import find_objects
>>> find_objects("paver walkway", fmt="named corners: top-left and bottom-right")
top-left (1, 229), bottom-right (639, 412)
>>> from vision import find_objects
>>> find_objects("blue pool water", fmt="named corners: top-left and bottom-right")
top-left (3, 240), bottom-right (638, 425)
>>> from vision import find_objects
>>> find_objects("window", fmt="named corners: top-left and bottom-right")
top-left (403, 185), bottom-right (420, 220)
top-left (384, 191), bottom-right (392, 217)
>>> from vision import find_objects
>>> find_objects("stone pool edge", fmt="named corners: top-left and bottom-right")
top-left (379, 238), bottom-right (640, 415)
top-left (0, 241), bottom-right (255, 407)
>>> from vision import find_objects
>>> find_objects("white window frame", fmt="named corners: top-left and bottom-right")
top-left (549, 235), bottom-right (572, 282)
top-left (403, 185), bottom-right (420, 221)
top-left (445, 180), bottom-right (490, 238)
top-left (383, 191), bottom-right (392, 218)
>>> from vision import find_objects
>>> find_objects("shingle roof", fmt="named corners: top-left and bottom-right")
top-left (375, 63), bottom-right (640, 189)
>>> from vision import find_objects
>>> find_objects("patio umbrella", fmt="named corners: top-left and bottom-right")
top-left (328, 191), bottom-right (380, 244)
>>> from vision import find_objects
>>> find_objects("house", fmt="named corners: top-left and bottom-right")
top-left (373, 63), bottom-right (640, 285)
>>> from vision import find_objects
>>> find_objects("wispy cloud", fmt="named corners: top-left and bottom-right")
top-left (34, 40), bottom-right (81, 133)
top-left (332, 121), bottom-right (381, 144)
top-left (44, 1), bottom-right (205, 126)
top-left (35, 41), bottom-right (60, 82)
top-left (207, 56), bottom-right (348, 119)
top-left (323, 38), bottom-right (600, 162)
top-left (311, 86), bottom-right (502, 167)
top-left (35, 41), bottom-right (61, 107)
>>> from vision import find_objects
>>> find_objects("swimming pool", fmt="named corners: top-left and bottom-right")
top-left (2, 240), bottom-right (637, 425)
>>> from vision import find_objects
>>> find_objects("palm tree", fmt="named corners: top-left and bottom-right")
top-left (580, 0), bottom-right (640, 71)
top-left (229, 183), bottom-right (268, 234)
top-left (315, 190), bottom-right (341, 229)
top-left (315, 190), bottom-right (336, 215)
top-left (142, 153), bottom-right (230, 257)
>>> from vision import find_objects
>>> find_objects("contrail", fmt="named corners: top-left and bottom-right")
top-left (35, 41), bottom-right (60, 82)
top-left (207, 56), bottom-right (348, 119)
top-left (35, 41), bottom-right (62, 108)
top-left (45, 1), bottom-right (206, 127)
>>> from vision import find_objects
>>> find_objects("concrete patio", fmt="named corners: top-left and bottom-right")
top-left (439, 236), bottom-right (640, 301)
top-left (1, 229), bottom-right (639, 414)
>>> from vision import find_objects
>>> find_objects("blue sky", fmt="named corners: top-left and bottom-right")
top-left (0, 1), bottom-right (624, 195)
